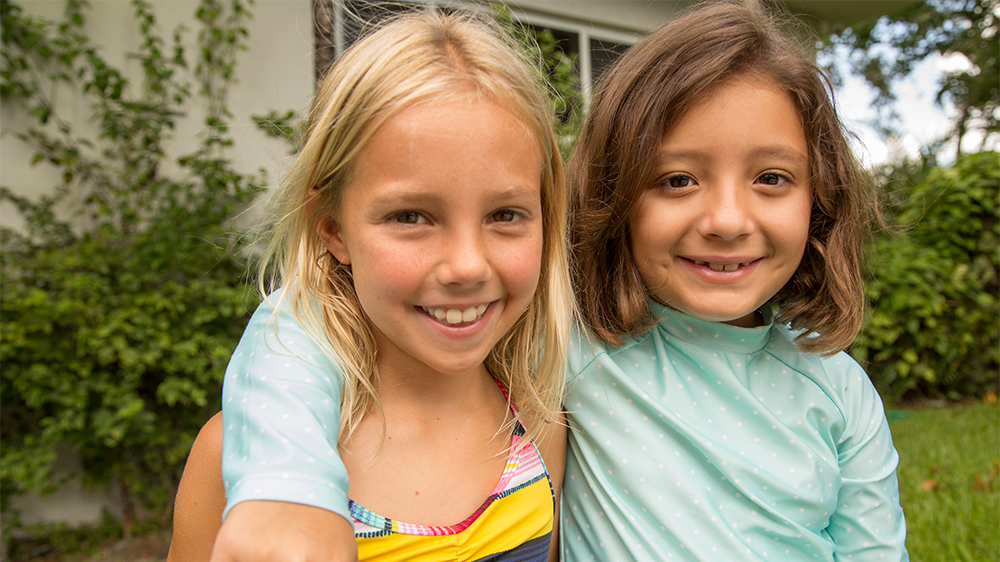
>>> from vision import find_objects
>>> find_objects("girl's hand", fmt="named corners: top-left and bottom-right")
top-left (210, 501), bottom-right (357, 562)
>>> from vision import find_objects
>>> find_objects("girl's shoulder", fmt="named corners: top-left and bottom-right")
top-left (770, 322), bottom-right (883, 415)
top-left (567, 324), bottom-right (602, 373)
top-left (772, 322), bottom-right (866, 379)
top-left (567, 322), bottom-right (653, 374)
top-left (226, 287), bottom-right (344, 385)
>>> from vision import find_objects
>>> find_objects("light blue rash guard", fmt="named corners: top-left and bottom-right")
top-left (220, 294), bottom-right (907, 561)
top-left (560, 301), bottom-right (907, 561)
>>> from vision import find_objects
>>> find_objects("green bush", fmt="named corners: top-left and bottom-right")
top-left (854, 151), bottom-right (1000, 401)
top-left (1, 0), bottom-right (261, 535)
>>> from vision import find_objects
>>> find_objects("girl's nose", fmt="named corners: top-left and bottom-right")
top-left (698, 184), bottom-right (754, 240)
top-left (437, 229), bottom-right (491, 286)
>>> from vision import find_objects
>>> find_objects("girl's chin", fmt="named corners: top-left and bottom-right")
top-left (662, 302), bottom-right (764, 328)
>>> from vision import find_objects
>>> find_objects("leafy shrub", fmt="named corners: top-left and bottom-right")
top-left (854, 151), bottom-right (1000, 401)
top-left (1, 0), bottom-right (261, 536)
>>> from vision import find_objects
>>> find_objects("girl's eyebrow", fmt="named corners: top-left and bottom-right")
top-left (654, 145), bottom-right (808, 167)
top-left (653, 148), bottom-right (705, 165)
top-left (747, 145), bottom-right (809, 167)
top-left (365, 183), bottom-right (539, 206)
top-left (366, 187), bottom-right (437, 204)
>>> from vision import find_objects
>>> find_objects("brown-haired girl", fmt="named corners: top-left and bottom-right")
top-left (561, 1), bottom-right (907, 560)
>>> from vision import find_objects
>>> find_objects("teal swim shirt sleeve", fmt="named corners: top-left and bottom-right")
top-left (220, 293), bottom-right (350, 523)
top-left (826, 358), bottom-right (909, 561)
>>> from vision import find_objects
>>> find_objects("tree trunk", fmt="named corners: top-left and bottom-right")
top-left (120, 481), bottom-right (134, 539)
top-left (955, 103), bottom-right (969, 161)
top-left (314, 0), bottom-right (337, 85)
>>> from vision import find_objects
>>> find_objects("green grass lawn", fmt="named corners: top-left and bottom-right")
top-left (888, 399), bottom-right (1000, 561)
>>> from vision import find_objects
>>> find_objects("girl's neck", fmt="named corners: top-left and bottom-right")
top-left (722, 308), bottom-right (765, 328)
top-left (342, 352), bottom-right (512, 528)
top-left (374, 350), bottom-right (501, 415)
top-left (654, 296), bottom-right (768, 328)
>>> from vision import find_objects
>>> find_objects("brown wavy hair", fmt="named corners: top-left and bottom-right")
top-left (568, 0), bottom-right (878, 355)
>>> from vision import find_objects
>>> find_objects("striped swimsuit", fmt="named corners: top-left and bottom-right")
top-left (350, 407), bottom-right (554, 561)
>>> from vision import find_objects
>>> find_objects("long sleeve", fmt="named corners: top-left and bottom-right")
top-left (220, 293), bottom-right (351, 523)
top-left (826, 359), bottom-right (909, 560)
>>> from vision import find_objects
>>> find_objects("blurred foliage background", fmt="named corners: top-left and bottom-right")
top-left (820, 0), bottom-right (999, 401)
top-left (852, 151), bottom-right (998, 402)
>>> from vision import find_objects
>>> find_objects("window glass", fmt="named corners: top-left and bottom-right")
top-left (342, 0), bottom-right (421, 48)
top-left (590, 37), bottom-right (630, 85)
top-left (332, 0), bottom-right (633, 105)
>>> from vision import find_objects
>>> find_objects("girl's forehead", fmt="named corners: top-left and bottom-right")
top-left (344, 97), bottom-right (544, 196)
top-left (658, 75), bottom-right (804, 138)
top-left (372, 93), bottom-right (546, 153)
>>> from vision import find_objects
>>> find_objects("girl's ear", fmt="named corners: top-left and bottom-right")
top-left (310, 187), bottom-right (351, 265)
top-left (317, 215), bottom-right (351, 265)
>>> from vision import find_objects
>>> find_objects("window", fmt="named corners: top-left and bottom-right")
top-left (589, 37), bottom-right (631, 86)
top-left (320, 0), bottom-right (639, 103)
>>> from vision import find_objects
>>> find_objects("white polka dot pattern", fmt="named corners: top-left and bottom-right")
top-left (560, 303), bottom-right (908, 561)
top-left (220, 290), bottom-right (351, 522)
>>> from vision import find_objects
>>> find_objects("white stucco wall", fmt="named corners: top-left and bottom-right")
top-left (0, 0), bottom-right (314, 234)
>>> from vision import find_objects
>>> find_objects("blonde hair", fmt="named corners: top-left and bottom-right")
top-left (256, 10), bottom-right (572, 446)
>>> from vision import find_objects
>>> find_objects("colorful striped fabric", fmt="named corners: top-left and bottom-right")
top-left (350, 416), bottom-right (554, 561)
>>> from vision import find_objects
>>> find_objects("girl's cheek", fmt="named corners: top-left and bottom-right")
top-left (504, 237), bottom-right (544, 296)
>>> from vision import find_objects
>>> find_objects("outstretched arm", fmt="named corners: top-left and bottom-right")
top-left (168, 413), bottom-right (227, 562)
top-left (211, 501), bottom-right (357, 562)
top-left (214, 292), bottom-right (359, 559)
top-left (168, 412), bottom-right (358, 562)
top-left (220, 294), bottom-right (350, 520)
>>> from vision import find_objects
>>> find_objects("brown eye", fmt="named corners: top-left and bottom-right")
top-left (494, 210), bottom-right (514, 222)
top-left (659, 174), bottom-right (694, 189)
top-left (392, 211), bottom-right (424, 224)
top-left (756, 172), bottom-right (790, 186)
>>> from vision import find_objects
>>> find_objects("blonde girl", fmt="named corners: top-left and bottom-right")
top-left (168, 10), bottom-right (573, 562)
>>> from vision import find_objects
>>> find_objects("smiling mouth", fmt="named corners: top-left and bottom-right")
top-left (420, 304), bottom-right (489, 325)
top-left (691, 259), bottom-right (754, 272)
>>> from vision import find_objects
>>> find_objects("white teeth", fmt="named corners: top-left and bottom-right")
top-left (422, 304), bottom-right (489, 325)
top-left (696, 260), bottom-right (749, 272)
